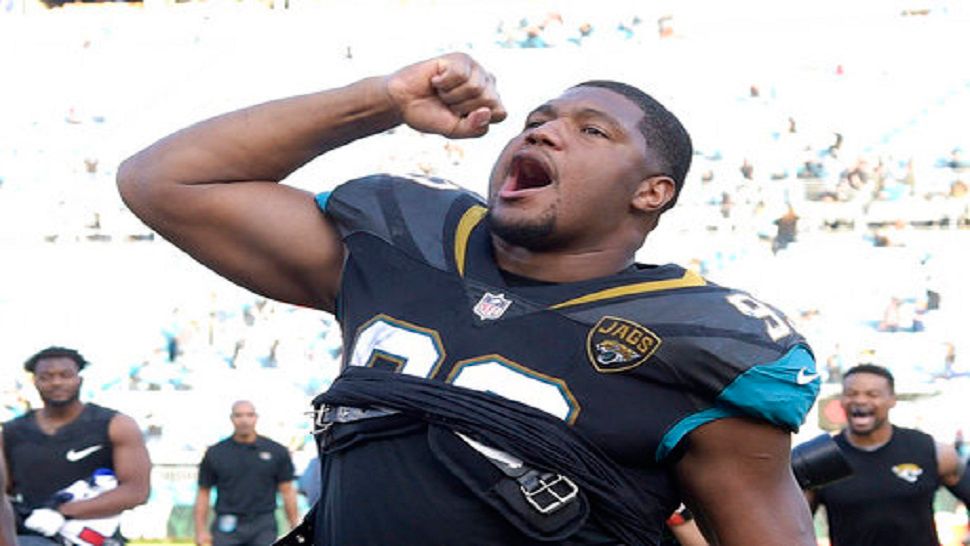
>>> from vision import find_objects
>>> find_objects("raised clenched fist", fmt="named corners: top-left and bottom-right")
top-left (385, 52), bottom-right (507, 139)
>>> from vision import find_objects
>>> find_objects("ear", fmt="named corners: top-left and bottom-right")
top-left (631, 175), bottom-right (676, 213)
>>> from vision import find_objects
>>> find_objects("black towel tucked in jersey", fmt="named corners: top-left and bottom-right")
top-left (314, 365), bottom-right (672, 546)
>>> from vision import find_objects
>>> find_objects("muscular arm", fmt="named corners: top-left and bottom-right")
top-left (0, 435), bottom-right (9, 494)
top-left (193, 487), bottom-right (212, 546)
top-left (117, 52), bottom-right (504, 312)
top-left (803, 488), bottom-right (819, 513)
top-left (279, 481), bottom-right (299, 528)
top-left (675, 417), bottom-right (816, 546)
top-left (937, 440), bottom-right (964, 487)
top-left (0, 452), bottom-right (17, 546)
top-left (936, 440), bottom-right (970, 544)
top-left (59, 414), bottom-right (151, 519)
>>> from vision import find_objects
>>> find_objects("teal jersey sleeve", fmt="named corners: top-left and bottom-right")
top-left (656, 344), bottom-right (819, 460)
top-left (561, 280), bottom-right (820, 462)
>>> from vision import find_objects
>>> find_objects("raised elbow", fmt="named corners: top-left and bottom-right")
top-left (115, 152), bottom-right (175, 228)
top-left (116, 154), bottom-right (146, 210)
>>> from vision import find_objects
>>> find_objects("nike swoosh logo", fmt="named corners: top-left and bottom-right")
top-left (66, 445), bottom-right (104, 462)
top-left (796, 367), bottom-right (821, 385)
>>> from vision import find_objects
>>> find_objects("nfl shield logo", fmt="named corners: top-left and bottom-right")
top-left (473, 292), bottom-right (513, 320)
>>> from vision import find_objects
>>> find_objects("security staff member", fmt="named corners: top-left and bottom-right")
top-left (193, 401), bottom-right (298, 546)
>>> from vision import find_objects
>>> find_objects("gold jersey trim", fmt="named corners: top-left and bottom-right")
top-left (550, 269), bottom-right (707, 310)
top-left (453, 208), bottom-right (705, 307)
top-left (454, 206), bottom-right (488, 277)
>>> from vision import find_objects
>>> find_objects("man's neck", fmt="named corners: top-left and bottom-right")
top-left (492, 236), bottom-right (636, 283)
top-left (233, 432), bottom-right (258, 444)
top-left (37, 401), bottom-right (85, 432)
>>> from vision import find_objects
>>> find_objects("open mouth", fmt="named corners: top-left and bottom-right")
top-left (847, 406), bottom-right (875, 427)
top-left (502, 153), bottom-right (554, 196)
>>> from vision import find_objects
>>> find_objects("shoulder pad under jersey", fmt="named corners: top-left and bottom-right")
top-left (317, 174), bottom-right (484, 270)
top-left (562, 278), bottom-right (819, 459)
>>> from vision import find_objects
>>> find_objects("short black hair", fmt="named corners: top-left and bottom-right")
top-left (573, 80), bottom-right (693, 211)
top-left (24, 346), bottom-right (89, 373)
top-left (843, 364), bottom-right (894, 393)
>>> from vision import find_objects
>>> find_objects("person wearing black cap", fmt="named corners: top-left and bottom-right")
top-left (193, 400), bottom-right (298, 546)
top-left (807, 364), bottom-right (970, 546)
top-left (0, 346), bottom-right (151, 546)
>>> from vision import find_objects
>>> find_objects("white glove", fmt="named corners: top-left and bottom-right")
top-left (54, 470), bottom-right (122, 546)
top-left (24, 508), bottom-right (66, 536)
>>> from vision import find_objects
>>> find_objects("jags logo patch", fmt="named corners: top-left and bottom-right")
top-left (586, 316), bottom-right (661, 373)
top-left (891, 463), bottom-right (923, 483)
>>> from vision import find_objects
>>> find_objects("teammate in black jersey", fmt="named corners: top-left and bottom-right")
top-left (807, 364), bottom-right (970, 546)
top-left (1, 346), bottom-right (151, 546)
top-left (118, 52), bottom-right (818, 545)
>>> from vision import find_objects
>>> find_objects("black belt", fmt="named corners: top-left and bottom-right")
top-left (311, 404), bottom-right (397, 435)
top-left (312, 404), bottom-right (581, 516)
top-left (215, 512), bottom-right (274, 520)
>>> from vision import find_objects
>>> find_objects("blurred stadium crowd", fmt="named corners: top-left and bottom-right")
top-left (1, 0), bottom-right (969, 541)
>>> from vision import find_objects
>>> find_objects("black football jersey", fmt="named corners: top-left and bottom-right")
top-left (3, 403), bottom-right (117, 511)
top-left (312, 174), bottom-right (820, 545)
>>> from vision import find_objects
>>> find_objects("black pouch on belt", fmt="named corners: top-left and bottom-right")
top-left (427, 424), bottom-right (590, 542)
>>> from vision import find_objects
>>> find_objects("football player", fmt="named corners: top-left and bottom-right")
top-left (2, 347), bottom-right (151, 546)
top-left (118, 52), bottom-right (819, 545)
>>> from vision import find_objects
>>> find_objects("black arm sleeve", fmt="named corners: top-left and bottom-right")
top-left (791, 434), bottom-right (853, 490)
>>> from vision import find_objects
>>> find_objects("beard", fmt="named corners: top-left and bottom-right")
top-left (42, 389), bottom-right (80, 408)
top-left (848, 424), bottom-right (874, 436)
top-left (485, 206), bottom-right (558, 251)
top-left (848, 416), bottom-right (884, 436)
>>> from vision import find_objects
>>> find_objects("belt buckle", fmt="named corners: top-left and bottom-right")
top-left (519, 472), bottom-right (579, 514)
top-left (307, 405), bottom-right (333, 436)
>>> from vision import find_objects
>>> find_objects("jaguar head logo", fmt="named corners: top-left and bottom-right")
top-left (891, 463), bottom-right (923, 484)
top-left (595, 339), bottom-right (641, 365)
top-left (586, 316), bottom-right (661, 373)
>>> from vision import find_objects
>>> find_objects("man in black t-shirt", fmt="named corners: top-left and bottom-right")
top-left (193, 401), bottom-right (298, 546)
top-left (0, 346), bottom-right (151, 546)
top-left (807, 364), bottom-right (969, 546)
